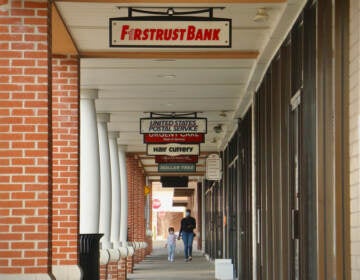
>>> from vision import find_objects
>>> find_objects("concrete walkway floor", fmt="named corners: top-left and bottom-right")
top-left (127, 244), bottom-right (215, 280)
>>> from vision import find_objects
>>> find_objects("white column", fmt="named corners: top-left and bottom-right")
top-left (97, 113), bottom-right (112, 249)
top-left (118, 145), bottom-right (128, 245)
top-left (109, 132), bottom-right (121, 248)
top-left (80, 89), bottom-right (100, 234)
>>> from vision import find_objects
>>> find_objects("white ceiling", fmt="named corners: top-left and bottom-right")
top-left (55, 0), bottom-right (307, 179)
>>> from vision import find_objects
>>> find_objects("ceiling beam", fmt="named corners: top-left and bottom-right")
top-left (56, 0), bottom-right (285, 3)
top-left (80, 51), bottom-right (258, 59)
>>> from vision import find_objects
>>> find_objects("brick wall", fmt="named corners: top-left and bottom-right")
top-left (145, 191), bottom-right (152, 256)
top-left (51, 55), bottom-right (79, 267)
top-left (126, 155), bottom-right (146, 265)
top-left (0, 0), bottom-right (51, 274)
top-left (350, 0), bottom-right (360, 278)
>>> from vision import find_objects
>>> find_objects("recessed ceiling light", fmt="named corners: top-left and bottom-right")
top-left (213, 124), bottom-right (223, 134)
top-left (219, 111), bottom-right (227, 117)
top-left (157, 74), bottom-right (176, 79)
top-left (253, 8), bottom-right (269, 22)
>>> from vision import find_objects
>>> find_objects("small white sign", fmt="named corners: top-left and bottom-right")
top-left (147, 143), bottom-right (199, 156)
top-left (206, 154), bottom-right (222, 180)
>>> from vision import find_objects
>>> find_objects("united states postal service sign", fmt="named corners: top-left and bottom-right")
top-left (110, 17), bottom-right (231, 48)
top-left (140, 118), bottom-right (207, 134)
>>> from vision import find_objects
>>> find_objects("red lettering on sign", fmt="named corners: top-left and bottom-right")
top-left (120, 25), bottom-right (129, 40)
top-left (213, 29), bottom-right (220, 40)
top-left (119, 25), bottom-right (223, 42)
top-left (187, 25), bottom-right (195, 40)
top-left (156, 29), bottom-right (164, 40)
top-left (144, 133), bottom-right (204, 144)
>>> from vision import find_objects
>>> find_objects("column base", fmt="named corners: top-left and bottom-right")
top-left (52, 265), bottom-right (82, 280)
top-left (0, 274), bottom-right (53, 280)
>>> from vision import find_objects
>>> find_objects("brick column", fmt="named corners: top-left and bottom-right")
top-left (118, 258), bottom-right (127, 280)
top-left (0, 0), bottom-right (53, 278)
top-left (51, 55), bottom-right (81, 278)
top-left (126, 256), bottom-right (134, 274)
top-left (126, 155), bottom-right (147, 266)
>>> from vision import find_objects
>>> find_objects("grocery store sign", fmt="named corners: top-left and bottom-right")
top-left (110, 17), bottom-right (231, 48)
top-left (140, 118), bottom-right (207, 134)
top-left (158, 163), bottom-right (196, 173)
top-left (147, 143), bottom-right (199, 156)
top-left (144, 133), bottom-right (204, 144)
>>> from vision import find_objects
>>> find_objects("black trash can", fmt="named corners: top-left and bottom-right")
top-left (79, 233), bottom-right (103, 280)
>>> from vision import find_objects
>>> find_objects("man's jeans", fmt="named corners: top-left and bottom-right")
top-left (181, 232), bottom-right (194, 259)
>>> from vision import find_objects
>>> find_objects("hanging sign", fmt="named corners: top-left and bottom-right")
top-left (158, 163), bottom-right (196, 173)
top-left (206, 153), bottom-right (222, 180)
top-left (155, 155), bottom-right (198, 163)
top-left (144, 133), bottom-right (204, 144)
top-left (140, 118), bottom-right (207, 134)
top-left (110, 17), bottom-right (231, 48)
top-left (147, 143), bottom-right (200, 156)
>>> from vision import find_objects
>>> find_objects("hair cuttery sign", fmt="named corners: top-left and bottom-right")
top-left (110, 17), bottom-right (231, 48)
top-left (147, 143), bottom-right (200, 156)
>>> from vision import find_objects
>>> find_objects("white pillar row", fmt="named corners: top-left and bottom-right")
top-left (109, 132), bottom-right (121, 248)
top-left (97, 113), bottom-right (112, 249)
top-left (80, 89), bottom-right (100, 234)
top-left (118, 145), bottom-right (128, 246)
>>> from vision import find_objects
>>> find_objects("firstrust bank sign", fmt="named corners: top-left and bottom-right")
top-left (110, 17), bottom-right (231, 48)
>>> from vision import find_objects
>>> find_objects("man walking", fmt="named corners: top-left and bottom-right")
top-left (178, 209), bottom-right (196, 262)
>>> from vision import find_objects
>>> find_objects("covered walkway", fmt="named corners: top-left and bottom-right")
top-left (128, 242), bottom-right (215, 280)
top-left (0, 1), bottom-right (356, 280)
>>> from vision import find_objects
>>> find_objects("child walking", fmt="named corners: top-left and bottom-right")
top-left (165, 227), bottom-right (177, 262)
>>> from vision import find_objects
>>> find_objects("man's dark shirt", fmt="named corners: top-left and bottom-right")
top-left (179, 216), bottom-right (196, 234)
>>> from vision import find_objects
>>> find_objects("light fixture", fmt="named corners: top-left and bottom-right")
top-left (253, 7), bottom-right (269, 22)
top-left (213, 124), bottom-right (223, 134)
top-left (219, 111), bottom-right (227, 117)
top-left (167, 8), bottom-right (174, 15)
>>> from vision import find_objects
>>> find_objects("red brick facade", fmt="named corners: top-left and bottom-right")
top-left (51, 55), bottom-right (79, 267)
top-left (126, 155), bottom-right (152, 266)
top-left (0, 1), bottom-right (152, 277)
top-left (0, 0), bottom-right (51, 274)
